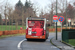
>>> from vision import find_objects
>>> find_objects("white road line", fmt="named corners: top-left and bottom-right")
top-left (17, 39), bottom-right (26, 49)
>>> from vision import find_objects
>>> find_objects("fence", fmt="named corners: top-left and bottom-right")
top-left (0, 28), bottom-right (63, 36)
top-left (49, 28), bottom-right (67, 32)
top-left (62, 29), bottom-right (75, 43)
top-left (0, 30), bottom-right (26, 36)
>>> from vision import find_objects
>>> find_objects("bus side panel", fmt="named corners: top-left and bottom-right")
top-left (46, 27), bottom-right (49, 39)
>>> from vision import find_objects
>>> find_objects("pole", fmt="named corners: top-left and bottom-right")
top-left (56, 22), bottom-right (57, 40)
top-left (61, 22), bottom-right (62, 41)
top-left (69, 22), bottom-right (70, 29)
top-left (56, 0), bottom-right (57, 40)
top-left (66, 0), bottom-right (67, 29)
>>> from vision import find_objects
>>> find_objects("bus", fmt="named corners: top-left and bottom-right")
top-left (26, 17), bottom-right (49, 41)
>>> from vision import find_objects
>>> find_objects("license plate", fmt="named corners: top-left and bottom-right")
top-left (33, 36), bottom-right (38, 37)
top-left (32, 32), bottom-right (37, 33)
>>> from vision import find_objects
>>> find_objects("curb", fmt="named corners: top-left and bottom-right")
top-left (50, 38), bottom-right (62, 50)
top-left (61, 41), bottom-right (75, 49)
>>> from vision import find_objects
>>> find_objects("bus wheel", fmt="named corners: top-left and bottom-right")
top-left (46, 36), bottom-right (48, 39)
top-left (43, 39), bottom-right (46, 41)
top-left (27, 39), bottom-right (30, 41)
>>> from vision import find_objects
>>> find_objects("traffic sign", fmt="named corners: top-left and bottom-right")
top-left (53, 15), bottom-right (58, 22)
top-left (53, 20), bottom-right (58, 22)
top-left (58, 16), bottom-right (64, 22)
top-left (68, 18), bottom-right (71, 22)
top-left (53, 15), bottom-right (58, 20)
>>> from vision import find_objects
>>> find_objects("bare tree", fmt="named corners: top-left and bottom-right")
top-left (57, 0), bottom-right (66, 15)
top-left (7, 6), bottom-right (13, 30)
top-left (13, 10), bottom-right (19, 30)
top-left (22, 7), bottom-right (24, 29)
top-left (11, 13), bottom-right (14, 30)
top-left (4, 5), bottom-right (7, 30)
top-left (48, 2), bottom-right (55, 26)
top-left (0, 14), bottom-right (2, 31)
top-left (39, 8), bottom-right (44, 18)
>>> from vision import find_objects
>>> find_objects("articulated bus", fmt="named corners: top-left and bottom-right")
top-left (26, 17), bottom-right (49, 41)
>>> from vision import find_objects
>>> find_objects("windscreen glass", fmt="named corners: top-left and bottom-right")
top-left (28, 20), bottom-right (44, 28)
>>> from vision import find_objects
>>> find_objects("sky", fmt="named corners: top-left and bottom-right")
top-left (8, 0), bottom-right (51, 8)
top-left (0, 0), bottom-right (51, 9)
top-left (0, 0), bottom-right (71, 18)
top-left (0, 0), bottom-right (52, 17)
top-left (0, 0), bottom-right (71, 11)
top-left (0, 0), bottom-right (71, 10)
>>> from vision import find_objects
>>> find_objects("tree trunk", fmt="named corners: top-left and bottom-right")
top-left (16, 22), bottom-right (18, 30)
top-left (15, 18), bottom-right (18, 30)
top-left (5, 16), bottom-right (7, 30)
top-left (12, 16), bottom-right (13, 30)
top-left (1, 17), bottom-right (3, 31)
top-left (22, 9), bottom-right (24, 29)
top-left (9, 16), bottom-right (10, 30)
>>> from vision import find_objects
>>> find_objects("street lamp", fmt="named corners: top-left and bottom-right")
top-left (56, 0), bottom-right (57, 40)
top-left (66, 0), bottom-right (67, 29)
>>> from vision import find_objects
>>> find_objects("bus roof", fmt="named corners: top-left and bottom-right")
top-left (27, 17), bottom-right (46, 20)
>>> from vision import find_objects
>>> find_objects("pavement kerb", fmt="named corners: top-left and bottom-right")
top-left (61, 41), bottom-right (75, 49)
top-left (50, 38), bottom-right (62, 50)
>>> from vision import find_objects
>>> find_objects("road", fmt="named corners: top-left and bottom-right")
top-left (0, 33), bottom-right (60, 50)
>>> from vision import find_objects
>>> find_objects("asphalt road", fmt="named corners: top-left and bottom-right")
top-left (0, 33), bottom-right (60, 50)
top-left (0, 36), bottom-right (25, 50)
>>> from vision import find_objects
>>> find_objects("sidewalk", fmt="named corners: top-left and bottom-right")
top-left (51, 38), bottom-right (75, 50)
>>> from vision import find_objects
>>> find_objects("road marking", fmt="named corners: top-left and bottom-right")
top-left (17, 39), bottom-right (26, 49)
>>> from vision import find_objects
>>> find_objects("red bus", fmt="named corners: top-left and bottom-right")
top-left (26, 17), bottom-right (49, 41)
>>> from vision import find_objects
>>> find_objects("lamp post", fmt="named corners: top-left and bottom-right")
top-left (56, 0), bottom-right (57, 40)
top-left (66, 0), bottom-right (67, 29)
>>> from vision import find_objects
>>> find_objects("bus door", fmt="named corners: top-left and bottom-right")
top-left (27, 20), bottom-right (44, 36)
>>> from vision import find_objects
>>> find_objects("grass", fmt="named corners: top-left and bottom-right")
top-left (49, 26), bottom-right (61, 28)
top-left (0, 33), bottom-right (25, 39)
top-left (68, 39), bottom-right (75, 46)
top-left (49, 26), bottom-right (54, 28)
top-left (0, 25), bottom-right (26, 31)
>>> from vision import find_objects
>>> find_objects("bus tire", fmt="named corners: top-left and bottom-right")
top-left (27, 39), bottom-right (30, 41)
top-left (46, 37), bottom-right (48, 39)
top-left (46, 35), bottom-right (48, 39)
top-left (43, 39), bottom-right (46, 41)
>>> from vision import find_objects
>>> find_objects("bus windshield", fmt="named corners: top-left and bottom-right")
top-left (28, 20), bottom-right (44, 28)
